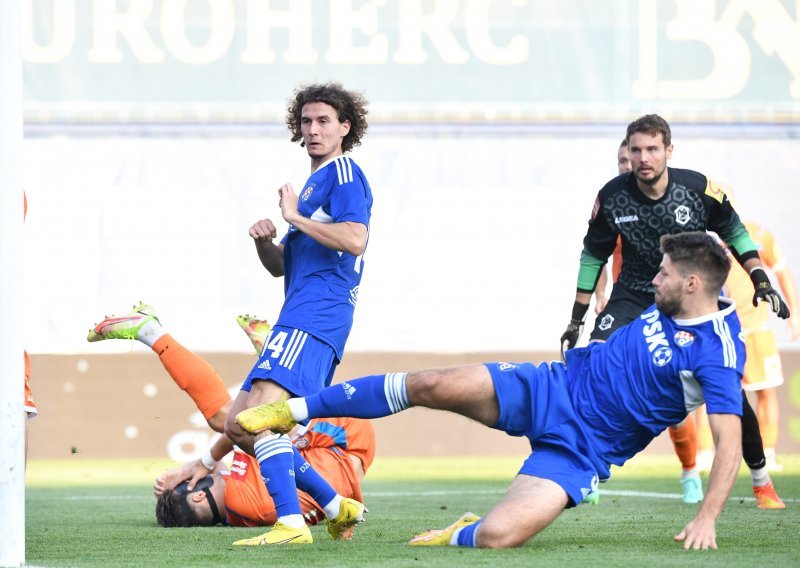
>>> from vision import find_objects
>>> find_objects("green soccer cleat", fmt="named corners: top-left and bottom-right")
top-left (680, 476), bottom-right (703, 504)
top-left (232, 522), bottom-right (313, 546)
top-left (327, 497), bottom-right (366, 540)
top-left (236, 401), bottom-right (297, 434)
top-left (583, 490), bottom-right (600, 505)
top-left (408, 512), bottom-right (481, 546)
top-left (87, 302), bottom-right (159, 342)
top-left (236, 314), bottom-right (271, 355)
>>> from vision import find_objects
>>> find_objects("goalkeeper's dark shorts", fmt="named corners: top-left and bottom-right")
top-left (589, 284), bottom-right (653, 341)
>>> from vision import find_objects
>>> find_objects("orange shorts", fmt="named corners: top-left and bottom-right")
top-left (741, 330), bottom-right (783, 391)
top-left (25, 350), bottom-right (38, 417)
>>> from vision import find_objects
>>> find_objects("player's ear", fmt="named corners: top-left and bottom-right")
top-left (190, 491), bottom-right (206, 503)
top-left (685, 273), bottom-right (699, 293)
top-left (665, 144), bottom-right (673, 159)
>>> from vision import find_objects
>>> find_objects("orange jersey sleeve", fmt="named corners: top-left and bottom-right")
top-left (24, 350), bottom-right (37, 417)
top-left (611, 236), bottom-right (623, 283)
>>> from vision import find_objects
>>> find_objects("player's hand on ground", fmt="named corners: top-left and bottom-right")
top-left (249, 218), bottom-right (278, 241)
top-left (674, 517), bottom-right (717, 550)
top-left (278, 183), bottom-right (300, 224)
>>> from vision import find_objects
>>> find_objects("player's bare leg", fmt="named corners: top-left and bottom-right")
top-left (405, 365), bottom-right (500, 427)
top-left (477, 475), bottom-right (569, 548)
top-left (410, 475), bottom-right (569, 548)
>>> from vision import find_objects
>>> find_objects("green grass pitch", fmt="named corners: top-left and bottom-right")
top-left (25, 455), bottom-right (800, 567)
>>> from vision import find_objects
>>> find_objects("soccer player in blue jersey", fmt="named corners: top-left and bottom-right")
top-left (562, 115), bottom-right (786, 508)
top-left (223, 83), bottom-right (373, 546)
top-left (238, 232), bottom-right (745, 551)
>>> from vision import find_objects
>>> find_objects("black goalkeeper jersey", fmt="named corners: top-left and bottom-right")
top-left (580, 167), bottom-right (755, 294)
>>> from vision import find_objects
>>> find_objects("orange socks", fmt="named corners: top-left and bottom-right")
top-left (669, 418), bottom-right (698, 471)
top-left (152, 334), bottom-right (231, 420)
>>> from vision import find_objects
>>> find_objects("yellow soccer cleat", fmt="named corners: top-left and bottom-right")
top-left (408, 512), bottom-right (481, 546)
top-left (232, 522), bottom-right (313, 546)
top-left (327, 498), bottom-right (366, 541)
top-left (236, 401), bottom-right (296, 434)
top-left (236, 314), bottom-right (271, 355)
top-left (753, 481), bottom-right (785, 510)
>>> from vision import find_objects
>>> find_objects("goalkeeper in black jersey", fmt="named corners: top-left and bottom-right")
top-left (561, 114), bottom-right (789, 509)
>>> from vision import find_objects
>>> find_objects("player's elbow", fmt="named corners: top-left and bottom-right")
top-left (342, 223), bottom-right (368, 256)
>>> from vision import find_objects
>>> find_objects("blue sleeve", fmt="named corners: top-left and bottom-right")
top-left (330, 171), bottom-right (370, 226)
top-left (696, 363), bottom-right (742, 416)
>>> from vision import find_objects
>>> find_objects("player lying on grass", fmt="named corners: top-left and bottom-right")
top-left (87, 307), bottom-right (373, 537)
top-left (238, 232), bottom-right (747, 550)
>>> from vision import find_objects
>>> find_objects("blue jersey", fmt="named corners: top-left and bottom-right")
top-left (277, 156), bottom-right (373, 360)
top-left (564, 298), bottom-right (744, 472)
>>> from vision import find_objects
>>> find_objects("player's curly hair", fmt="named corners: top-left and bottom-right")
top-left (660, 232), bottom-right (730, 293)
top-left (155, 489), bottom-right (192, 527)
top-left (286, 82), bottom-right (369, 154)
top-left (627, 114), bottom-right (672, 148)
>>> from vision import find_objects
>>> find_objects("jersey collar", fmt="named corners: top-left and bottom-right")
top-left (673, 296), bottom-right (736, 326)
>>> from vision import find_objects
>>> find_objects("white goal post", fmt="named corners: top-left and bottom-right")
top-left (0, 1), bottom-right (26, 566)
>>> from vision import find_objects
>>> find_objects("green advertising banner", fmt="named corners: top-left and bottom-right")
top-left (22, 0), bottom-right (800, 122)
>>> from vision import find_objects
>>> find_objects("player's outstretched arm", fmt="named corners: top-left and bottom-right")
top-left (674, 413), bottom-right (741, 550)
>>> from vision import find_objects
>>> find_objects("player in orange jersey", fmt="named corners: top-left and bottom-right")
top-left (696, 220), bottom-right (799, 474)
top-left (88, 305), bottom-right (374, 534)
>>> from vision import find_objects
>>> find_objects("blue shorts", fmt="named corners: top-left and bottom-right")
top-left (242, 325), bottom-right (337, 397)
top-left (486, 361), bottom-right (600, 508)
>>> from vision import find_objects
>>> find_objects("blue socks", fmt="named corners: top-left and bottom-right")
top-left (254, 434), bottom-right (302, 521)
top-left (455, 521), bottom-right (482, 547)
top-left (305, 373), bottom-right (410, 419)
top-left (291, 446), bottom-right (337, 512)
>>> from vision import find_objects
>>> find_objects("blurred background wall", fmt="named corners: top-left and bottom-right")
top-left (20, 0), bottom-right (800, 457)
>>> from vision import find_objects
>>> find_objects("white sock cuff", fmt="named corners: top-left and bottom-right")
top-left (750, 465), bottom-right (770, 487)
top-left (385, 372), bottom-right (410, 413)
top-left (138, 320), bottom-right (165, 348)
top-left (253, 433), bottom-right (292, 462)
top-left (287, 398), bottom-right (309, 422)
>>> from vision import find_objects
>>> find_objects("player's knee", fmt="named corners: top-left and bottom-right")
top-left (405, 369), bottom-right (448, 405)
top-left (475, 521), bottom-right (530, 549)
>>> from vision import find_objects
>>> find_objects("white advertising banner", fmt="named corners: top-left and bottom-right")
top-left (22, 127), bottom-right (800, 353)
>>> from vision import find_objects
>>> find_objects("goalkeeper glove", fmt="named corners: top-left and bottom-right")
top-left (750, 267), bottom-right (790, 319)
top-left (560, 301), bottom-right (590, 361)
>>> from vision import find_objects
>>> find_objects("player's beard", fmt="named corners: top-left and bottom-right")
top-left (636, 166), bottom-right (665, 187)
top-left (655, 291), bottom-right (682, 317)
